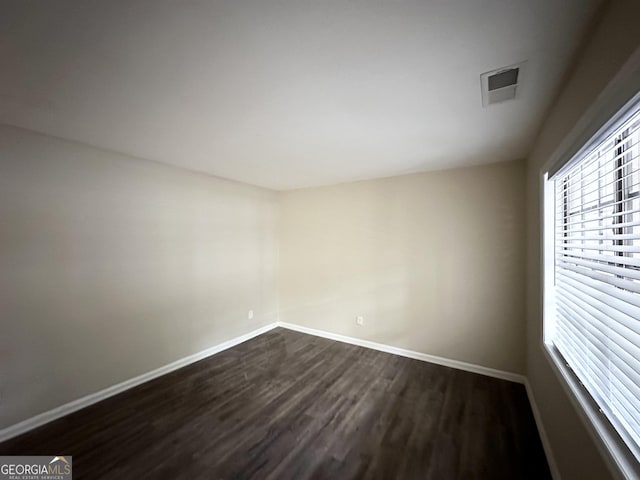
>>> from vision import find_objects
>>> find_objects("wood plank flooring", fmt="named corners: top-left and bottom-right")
top-left (0, 328), bottom-right (551, 479)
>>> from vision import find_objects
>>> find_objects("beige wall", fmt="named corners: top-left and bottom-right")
top-left (525, 1), bottom-right (640, 479)
top-left (0, 126), bottom-right (278, 429)
top-left (278, 160), bottom-right (526, 374)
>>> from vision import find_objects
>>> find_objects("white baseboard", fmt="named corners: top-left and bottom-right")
top-left (0, 322), bottom-right (279, 443)
top-left (277, 322), bottom-right (526, 384)
top-left (525, 379), bottom-right (561, 480)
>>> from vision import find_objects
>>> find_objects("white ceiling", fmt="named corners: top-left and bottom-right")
top-left (0, 0), bottom-right (600, 190)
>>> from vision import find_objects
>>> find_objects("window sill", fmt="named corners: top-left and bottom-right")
top-left (542, 342), bottom-right (640, 480)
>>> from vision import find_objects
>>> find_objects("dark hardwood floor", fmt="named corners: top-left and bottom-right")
top-left (0, 328), bottom-right (551, 479)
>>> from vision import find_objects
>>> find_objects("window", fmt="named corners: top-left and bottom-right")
top-left (545, 98), bottom-right (640, 473)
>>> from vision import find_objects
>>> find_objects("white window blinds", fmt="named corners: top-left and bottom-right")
top-left (552, 105), bottom-right (640, 463)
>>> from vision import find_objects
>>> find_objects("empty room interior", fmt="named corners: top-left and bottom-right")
top-left (1, 1), bottom-right (640, 479)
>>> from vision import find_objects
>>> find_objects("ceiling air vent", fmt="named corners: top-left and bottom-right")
top-left (480, 62), bottom-right (526, 107)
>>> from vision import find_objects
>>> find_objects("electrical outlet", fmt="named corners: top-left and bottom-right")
top-left (248, 310), bottom-right (254, 320)
top-left (356, 315), bottom-right (364, 326)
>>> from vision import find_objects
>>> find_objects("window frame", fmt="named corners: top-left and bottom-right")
top-left (543, 120), bottom-right (640, 480)
top-left (540, 48), bottom-right (640, 480)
